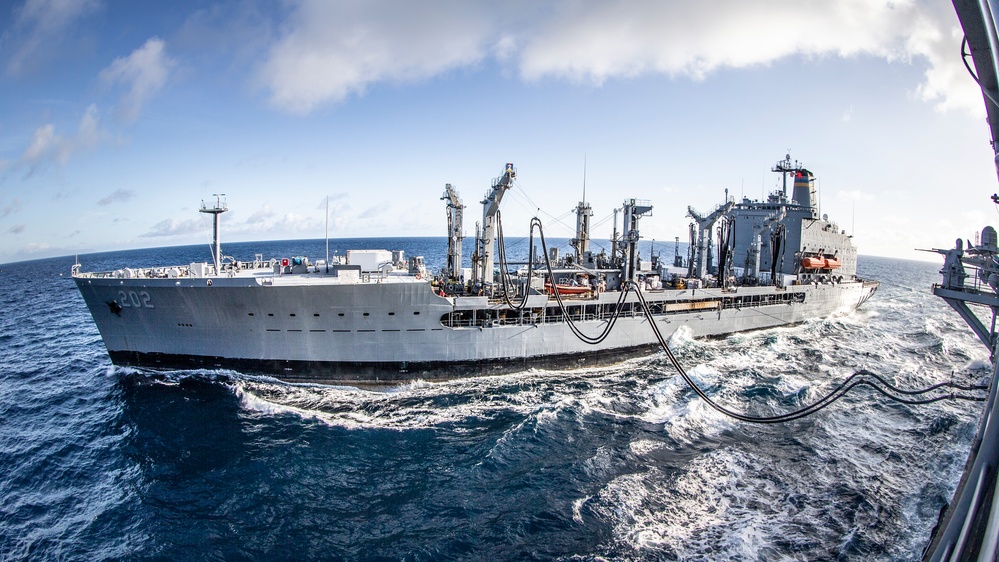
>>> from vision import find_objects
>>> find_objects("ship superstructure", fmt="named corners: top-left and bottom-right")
top-left (73, 159), bottom-right (877, 383)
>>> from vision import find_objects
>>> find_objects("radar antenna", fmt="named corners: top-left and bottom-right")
top-left (200, 194), bottom-right (228, 275)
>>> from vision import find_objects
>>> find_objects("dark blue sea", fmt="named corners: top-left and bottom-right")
top-left (0, 237), bottom-right (990, 561)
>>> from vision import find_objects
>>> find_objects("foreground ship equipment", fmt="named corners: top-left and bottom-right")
top-left (74, 158), bottom-right (879, 383)
top-left (921, 229), bottom-right (999, 560)
top-left (917, 1), bottom-right (999, 559)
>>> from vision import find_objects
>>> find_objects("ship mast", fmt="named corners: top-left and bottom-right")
top-left (200, 194), bottom-right (228, 274)
top-left (772, 153), bottom-right (818, 218)
top-left (772, 153), bottom-right (794, 199)
top-left (570, 158), bottom-right (593, 263)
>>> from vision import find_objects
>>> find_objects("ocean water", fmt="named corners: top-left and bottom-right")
top-left (0, 238), bottom-right (991, 561)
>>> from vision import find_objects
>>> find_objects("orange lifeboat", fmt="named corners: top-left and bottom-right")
top-left (801, 256), bottom-right (843, 269)
top-left (801, 256), bottom-right (826, 269)
top-left (544, 282), bottom-right (590, 295)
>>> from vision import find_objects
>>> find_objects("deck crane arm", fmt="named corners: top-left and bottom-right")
top-left (441, 184), bottom-right (464, 281)
top-left (474, 163), bottom-right (517, 287)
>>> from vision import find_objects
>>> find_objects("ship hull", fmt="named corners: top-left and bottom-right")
top-left (75, 275), bottom-right (878, 383)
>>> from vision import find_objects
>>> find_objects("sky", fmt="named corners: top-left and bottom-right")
top-left (0, 0), bottom-right (997, 266)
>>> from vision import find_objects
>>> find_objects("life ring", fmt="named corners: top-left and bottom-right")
top-left (415, 273), bottom-right (422, 280)
top-left (207, 279), bottom-right (212, 286)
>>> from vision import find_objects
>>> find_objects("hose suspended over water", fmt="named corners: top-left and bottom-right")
top-left (515, 216), bottom-right (987, 423)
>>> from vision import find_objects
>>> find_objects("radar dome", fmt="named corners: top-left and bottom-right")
top-left (982, 226), bottom-right (998, 252)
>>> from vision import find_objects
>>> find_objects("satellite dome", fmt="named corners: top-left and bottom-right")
top-left (982, 226), bottom-right (998, 252)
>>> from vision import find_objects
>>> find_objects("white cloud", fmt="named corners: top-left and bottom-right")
top-left (17, 104), bottom-right (107, 173)
top-left (99, 37), bottom-right (176, 122)
top-left (8, 224), bottom-right (26, 234)
top-left (75, 103), bottom-right (104, 148)
top-left (905, 2), bottom-right (983, 113)
top-left (257, 0), bottom-right (980, 116)
top-left (517, 1), bottom-right (914, 82)
top-left (3, 0), bottom-right (101, 76)
top-left (20, 124), bottom-right (57, 164)
top-left (259, 0), bottom-right (494, 113)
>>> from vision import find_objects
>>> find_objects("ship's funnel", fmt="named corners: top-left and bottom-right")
top-left (792, 170), bottom-right (818, 218)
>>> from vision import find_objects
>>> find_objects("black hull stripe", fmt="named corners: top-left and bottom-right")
top-left (106, 345), bottom-right (664, 384)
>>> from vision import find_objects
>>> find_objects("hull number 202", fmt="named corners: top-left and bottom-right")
top-left (118, 290), bottom-right (154, 309)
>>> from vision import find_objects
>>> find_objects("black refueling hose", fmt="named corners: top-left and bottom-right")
top-left (509, 217), bottom-right (987, 423)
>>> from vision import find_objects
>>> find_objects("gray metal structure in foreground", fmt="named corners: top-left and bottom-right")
top-left (926, 237), bottom-right (999, 561)
top-left (921, 1), bottom-right (999, 559)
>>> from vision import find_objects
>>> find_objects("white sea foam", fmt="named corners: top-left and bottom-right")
top-left (232, 367), bottom-right (596, 431)
top-left (628, 438), bottom-right (665, 455)
top-left (639, 369), bottom-right (739, 443)
top-left (589, 446), bottom-right (858, 560)
top-left (666, 324), bottom-right (696, 348)
top-left (571, 495), bottom-right (591, 525)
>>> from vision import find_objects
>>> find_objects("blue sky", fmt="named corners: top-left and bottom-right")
top-left (0, 0), bottom-right (995, 265)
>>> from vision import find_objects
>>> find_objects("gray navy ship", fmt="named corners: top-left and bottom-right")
top-left (74, 157), bottom-right (878, 383)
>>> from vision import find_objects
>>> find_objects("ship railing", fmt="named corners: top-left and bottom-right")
top-left (937, 260), bottom-right (999, 297)
top-left (442, 296), bottom-right (809, 328)
top-left (72, 259), bottom-right (283, 280)
top-left (442, 303), bottom-right (645, 328)
top-left (73, 267), bottom-right (192, 279)
top-left (443, 289), bottom-right (831, 329)
top-left (443, 294), bottom-right (811, 329)
top-left (972, 261), bottom-right (999, 295)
